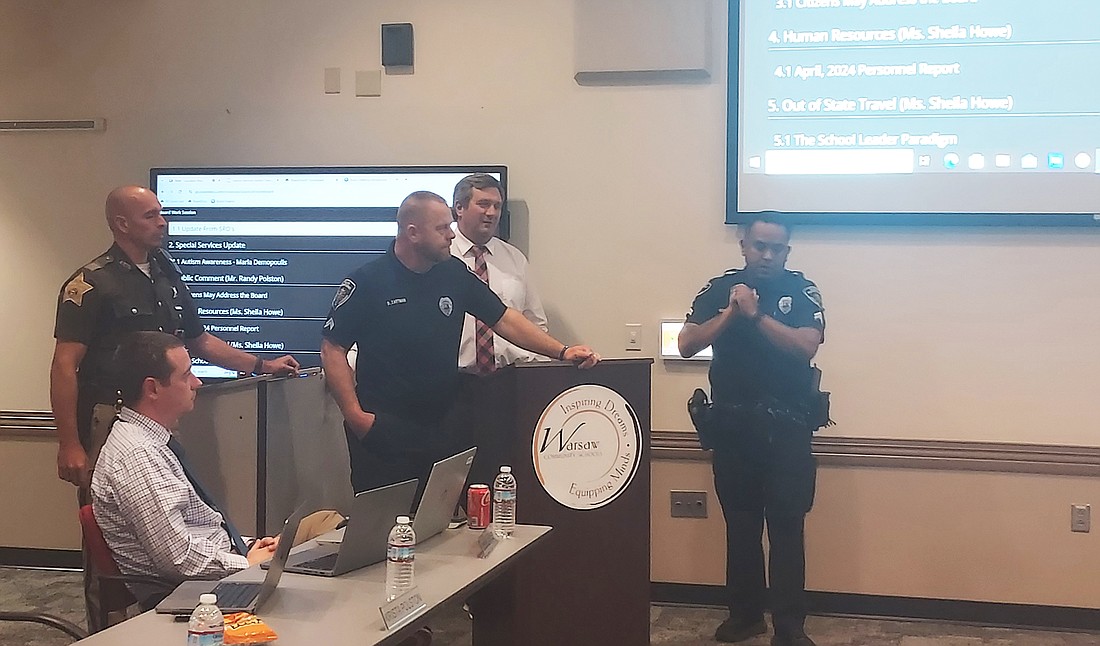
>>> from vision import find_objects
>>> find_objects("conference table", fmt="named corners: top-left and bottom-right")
top-left (74, 524), bottom-right (552, 645)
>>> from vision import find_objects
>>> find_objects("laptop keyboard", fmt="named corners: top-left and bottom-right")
top-left (297, 552), bottom-right (339, 571)
top-left (210, 582), bottom-right (262, 608)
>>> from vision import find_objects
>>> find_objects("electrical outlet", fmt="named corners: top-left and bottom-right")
top-left (670, 490), bottom-right (707, 518)
top-left (1071, 504), bottom-right (1090, 533)
top-left (624, 323), bottom-right (642, 352)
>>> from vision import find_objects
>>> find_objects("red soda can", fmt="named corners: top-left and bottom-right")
top-left (467, 484), bottom-right (491, 530)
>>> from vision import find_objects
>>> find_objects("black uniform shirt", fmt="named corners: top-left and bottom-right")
top-left (686, 268), bottom-right (825, 406)
top-left (54, 244), bottom-right (204, 403)
top-left (322, 243), bottom-right (508, 422)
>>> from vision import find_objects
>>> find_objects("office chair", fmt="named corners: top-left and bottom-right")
top-left (0, 611), bottom-right (86, 641)
top-left (77, 505), bottom-right (174, 632)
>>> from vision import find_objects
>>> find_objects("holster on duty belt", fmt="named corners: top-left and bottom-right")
top-left (687, 388), bottom-right (718, 450)
top-left (687, 385), bottom-right (833, 450)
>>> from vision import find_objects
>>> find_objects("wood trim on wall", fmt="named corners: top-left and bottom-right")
top-left (0, 547), bottom-right (81, 569)
top-left (0, 378), bottom-right (286, 440)
top-left (652, 583), bottom-right (1100, 632)
top-left (0, 410), bottom-right (55, 438)
top-left (652, 429), bottom-right (1100, 476)
top-left (8, 411), bottom-right (1100, 477)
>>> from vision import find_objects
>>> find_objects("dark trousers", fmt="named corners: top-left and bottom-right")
top-left (441, 374), bottom-right (503, 502)
top-left (711, 415), bottom-right (816, 635)
top-left (345, 411), bottom-right (466, 508)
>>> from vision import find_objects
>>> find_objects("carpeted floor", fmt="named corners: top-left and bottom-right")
top-left (2, 567), bottom-right (1097, 645)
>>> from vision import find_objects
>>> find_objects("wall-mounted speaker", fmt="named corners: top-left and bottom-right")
top-left (381, 23), bottom-right (414, 67)
top-left (0, 119), bottom-right (105, 132)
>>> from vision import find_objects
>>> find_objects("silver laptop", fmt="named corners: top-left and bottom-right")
top-left (277, 479), bottom-right (417, 577)
top-left (155, 502), bottom-right (307, 615)
top-left (411, 447), bottom-right (477, 544)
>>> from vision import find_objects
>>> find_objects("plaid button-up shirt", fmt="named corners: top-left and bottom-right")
top-left (90, 407), bottom-right (248, 580)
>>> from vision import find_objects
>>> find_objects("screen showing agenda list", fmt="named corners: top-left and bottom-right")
top-left (731, 0), bottom-right (1100, 222)
top-left (153, 167), bottom-right (505, 379)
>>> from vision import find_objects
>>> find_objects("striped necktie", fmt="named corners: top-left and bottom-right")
top-left (470, 245), bottom-right (496, 374)
top-left (167, 436), bottom-right (250, 556)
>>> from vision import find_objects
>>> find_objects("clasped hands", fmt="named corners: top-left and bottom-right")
top-left (723, 284), bottom-right (760, 319)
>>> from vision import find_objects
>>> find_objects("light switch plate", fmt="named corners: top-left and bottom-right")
top-left (1071, 504), bottom-right (1090, 532)
top-left (625, 323), bottom-right (642, 352)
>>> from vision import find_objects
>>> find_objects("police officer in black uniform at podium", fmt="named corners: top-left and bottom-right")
top-left (679, 215), bottom-right (826, 646)
top-left (320, 191), bottom-right (599, 497)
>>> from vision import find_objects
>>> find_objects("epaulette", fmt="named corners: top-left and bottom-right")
top-left (153, 248), bottom-right (183, 279)
top-left (707, 267), bottom-right (743, 284)
top-left (81, 254), bottom-right (110, 273)
top-left (694, 268), bottom-right (742, 298)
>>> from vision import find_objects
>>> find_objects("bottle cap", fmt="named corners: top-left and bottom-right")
top-left (396, 515), bottom-right (411, 524)
top-left (500, 465), bottom-right (511, 473)
top-left (199, 593), bottom-right (217, 605)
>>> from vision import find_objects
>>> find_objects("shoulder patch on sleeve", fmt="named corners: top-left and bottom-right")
top-left (332, 278), bottom-right (356, 310)
top-left (688, 273), bottom-right (727, 319)
top-left (62, 272), bottom-right (94, 307)
top-left (803, 285), bottom-right (823, 309)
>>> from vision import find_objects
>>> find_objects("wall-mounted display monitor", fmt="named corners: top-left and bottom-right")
top-left (151, 165), bottom-right (507, 378)
top-left (728, 1), bottom-right (1100, 225)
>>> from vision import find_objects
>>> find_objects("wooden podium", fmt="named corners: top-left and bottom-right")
top-left (453, 358), bottom-right (652, 646)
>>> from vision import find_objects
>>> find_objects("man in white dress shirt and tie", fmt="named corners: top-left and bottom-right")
top-left (449, 173), bottom-right (549, 373)
top-left (447, 174), bottom-right (552, 493)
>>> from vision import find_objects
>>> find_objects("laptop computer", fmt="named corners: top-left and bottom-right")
top-left (273, 479), bottom-right (417, 577)
top-left (155, 502), bottom-right (307, 615)
top-left (411, 447), bottom-right (477, 544)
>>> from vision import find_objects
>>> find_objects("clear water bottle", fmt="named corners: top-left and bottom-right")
top-left (187, 593), bottom-right (224, 645)
top-left (385, 515), bottom-right (416, 601)
top-left (493, 465), bottom-right (517, 539)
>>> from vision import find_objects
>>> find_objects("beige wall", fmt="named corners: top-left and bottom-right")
top-left (0, 436), bottom-right (81, 549)
top-left (4, 0), bottom-right (1098, 444)
top-left (2, 0), bottom-right (1099, 605)
top-left (653, 456), bottom-right (1100, 609)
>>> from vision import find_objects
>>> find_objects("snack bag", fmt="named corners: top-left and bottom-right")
top-left (223, 612), bottom-right (278, 644)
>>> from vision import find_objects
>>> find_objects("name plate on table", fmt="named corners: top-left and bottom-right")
top-left (379, 587), bottom-right (427, 631)
top-left (477, 526), bottom-right (502, 559)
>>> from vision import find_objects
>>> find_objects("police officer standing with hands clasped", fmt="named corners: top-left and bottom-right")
top-left (679, 215), bottom-right (826, 646)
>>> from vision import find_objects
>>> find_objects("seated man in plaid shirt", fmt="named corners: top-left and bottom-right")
top-left (90, 331), bottom-right (278, 584)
